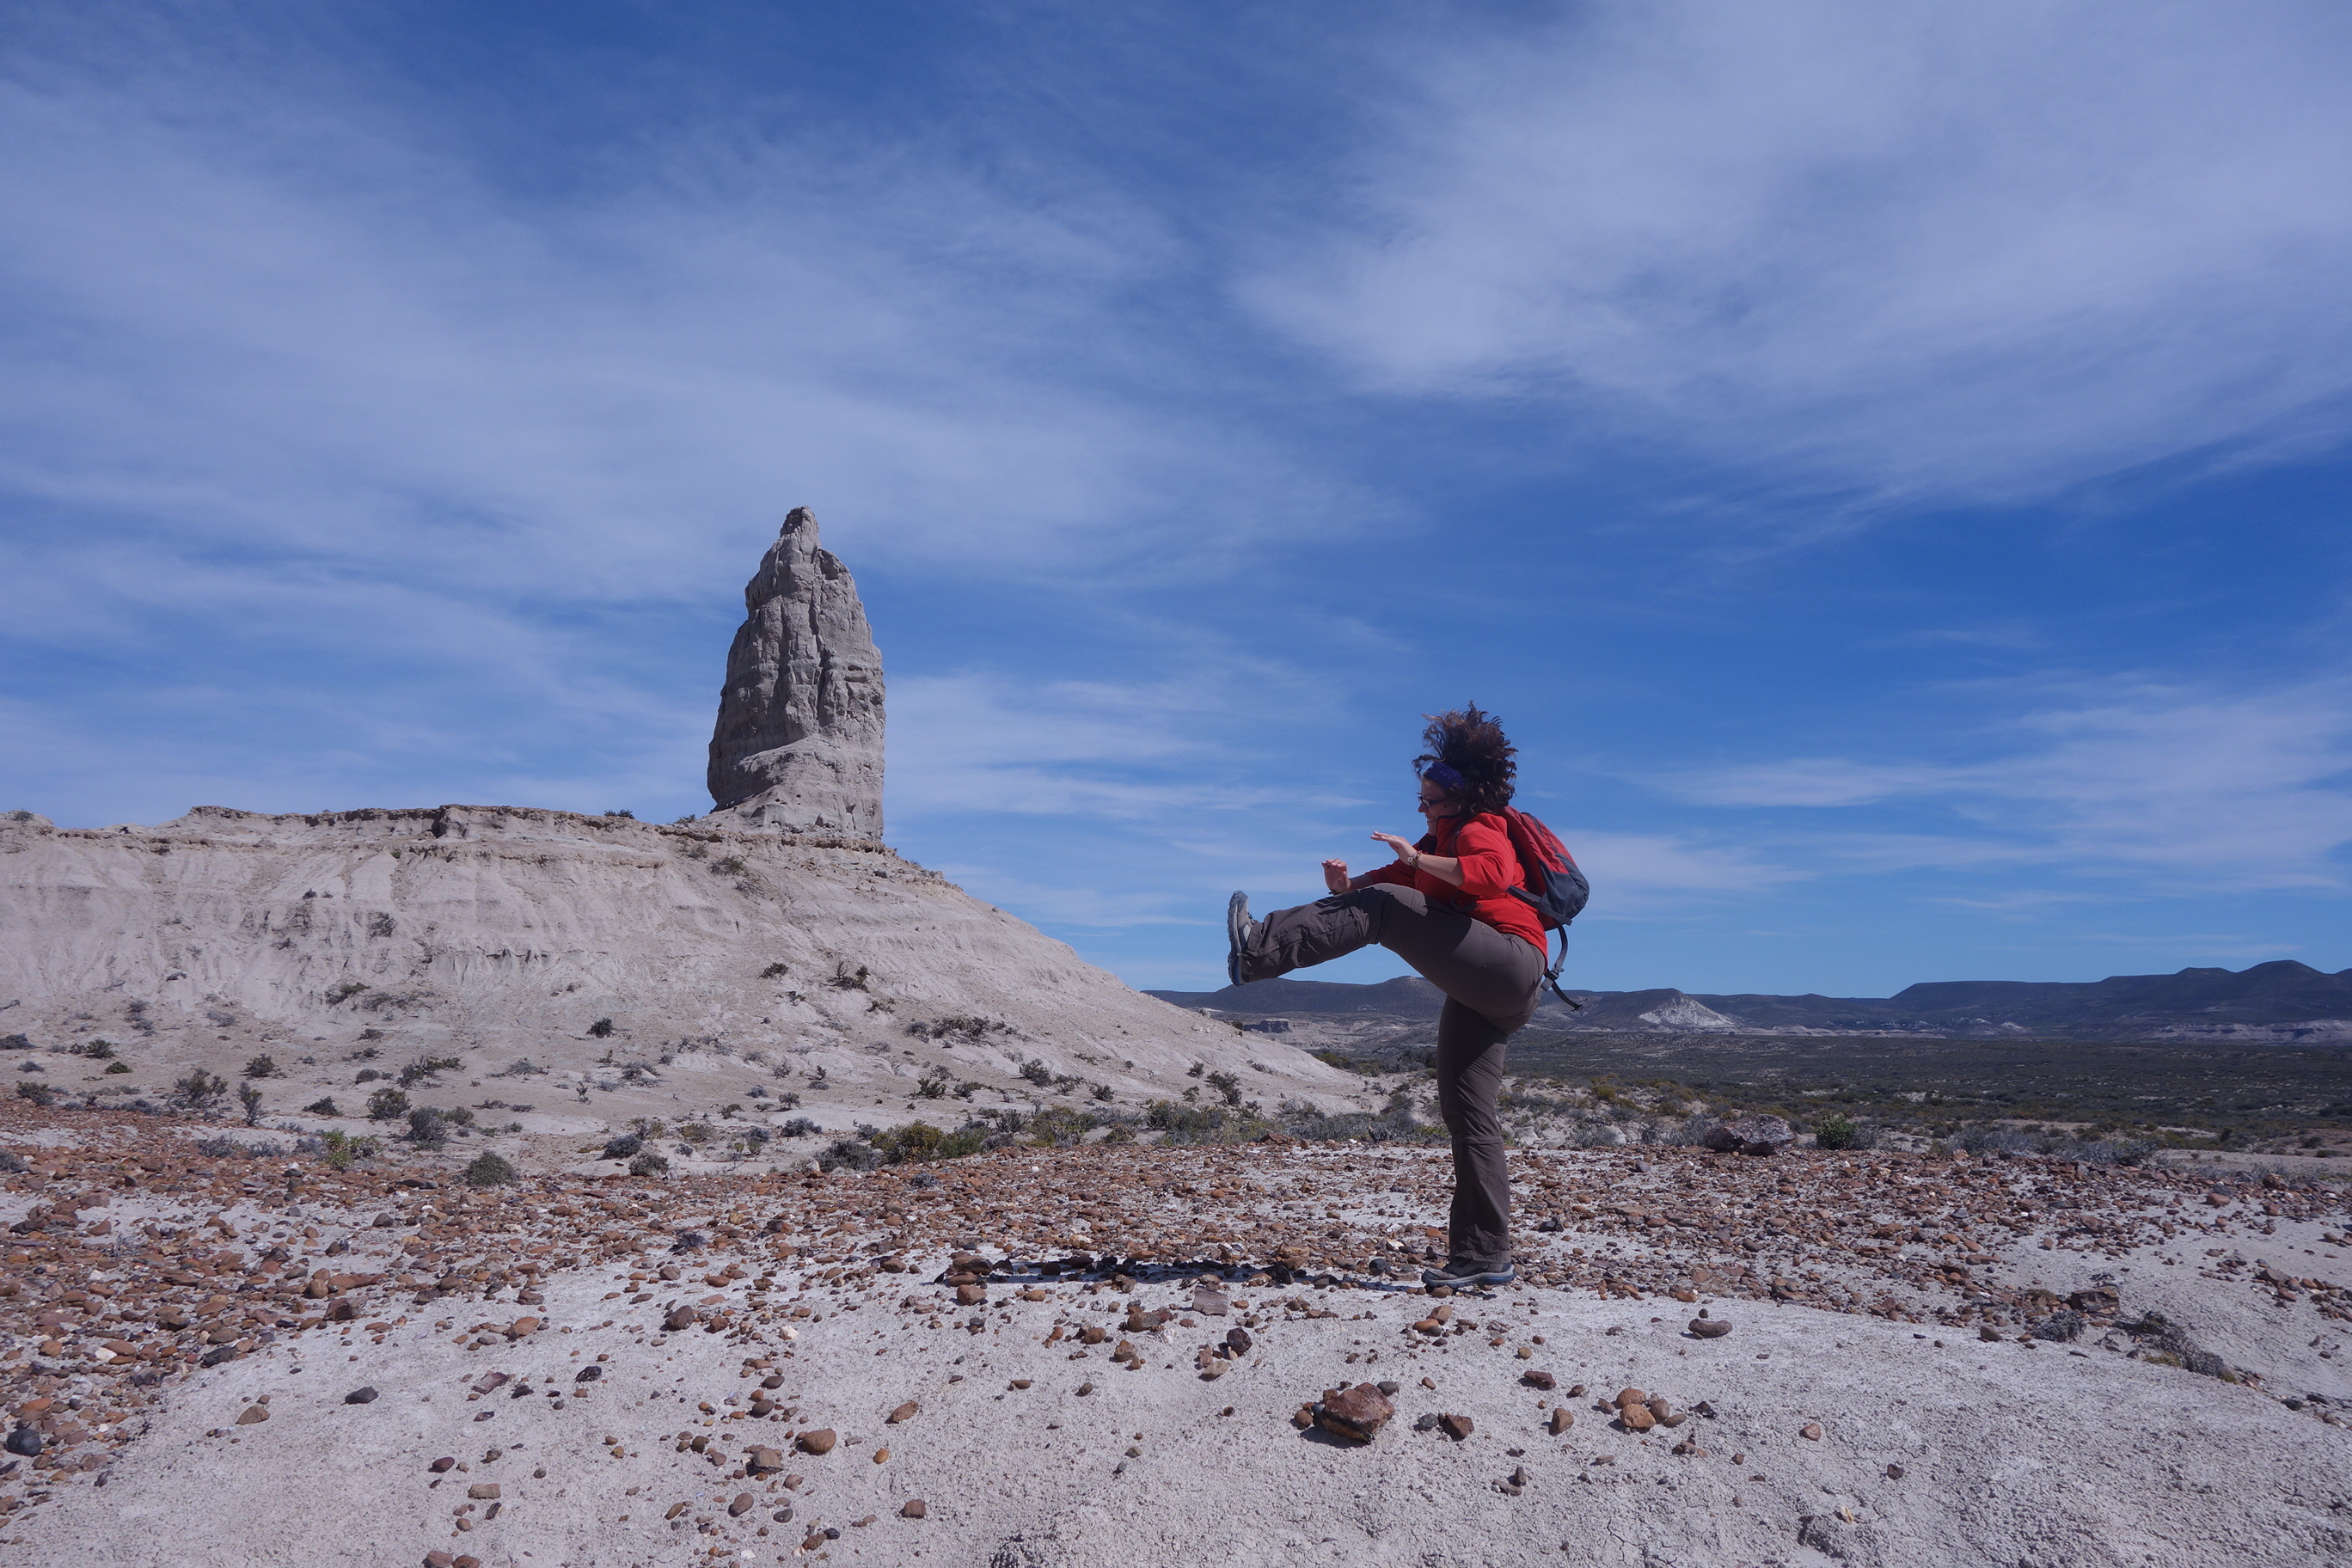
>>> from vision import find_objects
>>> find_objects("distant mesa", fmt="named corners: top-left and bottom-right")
top-left (1154, 959), bottom-right (2352, 1041)
top-left (706, 506), bottom-right (886, 838)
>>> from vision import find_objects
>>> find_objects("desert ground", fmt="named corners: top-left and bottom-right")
top-left (1, 1100), bottom-right (2348, 1567)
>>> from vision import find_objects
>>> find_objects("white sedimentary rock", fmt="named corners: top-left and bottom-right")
top-left (707, 506), bottom-right (885, 837)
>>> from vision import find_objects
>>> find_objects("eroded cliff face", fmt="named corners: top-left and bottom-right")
top-left (706, 507), bottom-right (885, 836)
top-left (0, 805), bottom-right (1356, 1134)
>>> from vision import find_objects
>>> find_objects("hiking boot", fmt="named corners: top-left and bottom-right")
top-left (1421, 1259), bottom-right (1516, 1289)
top-left (1225, 891), bottom-right (1262, 987)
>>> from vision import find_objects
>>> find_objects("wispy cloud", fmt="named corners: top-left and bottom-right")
top-left (1667, 676), bottom-right (2352, 891)
top-left (1247, 0), bottom-right (2352, 504)
top-left (0, 26), bottom-right (1344, 617)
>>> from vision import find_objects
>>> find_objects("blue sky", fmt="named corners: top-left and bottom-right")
top-left (5, 1), bottom-right (2350, 996)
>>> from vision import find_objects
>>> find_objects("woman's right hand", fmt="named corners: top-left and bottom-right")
top-left (1321, 858), bottom-right (1350, 894)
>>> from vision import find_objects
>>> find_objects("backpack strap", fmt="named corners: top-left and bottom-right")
top-left (1543, 927), bottom-right (1583, 1011)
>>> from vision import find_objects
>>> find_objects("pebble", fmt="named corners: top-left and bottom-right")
top-left (797, 1429), bottom-right (837, 1455)
top-left (728, 1492), bottom-right (754, 1516)
top-left (1522, 1370), bottom-right (1556, 1391)
top-left (346, 1387), bottom-right (379, 1404)
top-left (236, 1405), bottom-right (271, 1425)
top-left (903, 1499), bottom-right (928, 1518)
top-left (748, 1445), bottom-right (784, 1474)
top-left (430, 1457), bottom-right (456, 1473)
top-left (1315, 1382), bottom-right (1396, 1444)
top-left (1887, 1464), bottom-right (1906, 1479)
top-left (1800, 1423), bottom-right (1823, 1442)
top-left (468, 1483), bottom-right (500, 1500)
top-left (574, 1364), bottom-right (603, 1382)
top-left (664, 1305), bottom-right (698, 1331)
top-left (1549, 1408), bottom-right (1574, 1436)
top-left (1436, 1413), bottom-right (1474, 1441)
top-left (1689, 1319), bottom-right (1733, 1338)
top-left (887, 1401), bottom-right (920, 1424)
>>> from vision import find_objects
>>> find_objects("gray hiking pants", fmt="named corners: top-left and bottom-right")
top-left (1238, 884), bottom-right (1543, 1271)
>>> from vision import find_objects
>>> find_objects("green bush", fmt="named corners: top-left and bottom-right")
top-left (406, 1106), bottom-right (449, 1145)
top-left (366, 1086), bottom-right (411, 1120)
top-left (588, 1018), bottom-right (615, 1038)
top-left (1816, 1114), bottom-right (1860, 1149)
top-left (1019, 1059), bottom-right (1052, 1086)
top-left (243, 1054), bottom-right (279, 1079)
top-left (397, 1054), bottom-right (462, 1087)
top-left (103, 1060), bottom-right (132, 1075)
top-left (464, 1152), bottom-right (518, 1187)
top-left (304, 1096), bottom-right (340, 1116)
top-left (628, 1152), bottom-right (670, 1177)
top-left (172, 1070), bottom-right (229, 1113)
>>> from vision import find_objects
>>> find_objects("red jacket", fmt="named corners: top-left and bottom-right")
top-left (1359, 811), bottom-right (1546, 952)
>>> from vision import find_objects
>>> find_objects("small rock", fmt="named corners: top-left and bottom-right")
top-left (574, 1364), bottom-right (603, 1383)
top-left (1076, 1381), bottom-right (1094, 1397)
top-left (954, 1284), bottom-right (987, 1307)
top-left (1549, 1408), bottom-right (1573, 1436)
top-left (902, 1499), bottom-right (927, 1518)
top-left (468, 1483), bottom-right (500, 1500)
top-left (345, 1387), bottom-right (379, 1405)
top-left (1225, 1327), bottom-right (1253, 1357)
top-left (1886, 1463), bottom-right (1906, 1479)
top-left (424, 1553), bottom-right (456, 1568)
top-left (1700, 1114), bottom-right (1795, 1155)
top-left (1436, 1413), bottom-right (1473, 1441)
top-left (873, 1447), bottom-right (890, 1464)
top-left (728, 1492), bottom-right (754, 1516)
top-left (4, 1427), bottom-right (42, 1457)
top-left (1193, 1289), bottom-right (1229, 1316)
top-left (1376, 1381), bottom-right (1400, 1396)
top-left (1620, 1406), bottom-right (1656, 1432)
top-left (664, 1306), bottom-right (698, 1331)
top-left (747, 1446), bottom-right (783, 1474)
top-left (1689, 1319), bottom-right (1732, 1338)
top-left (429, 1456), bottom-right (456, 1473)
top-left (887, 1401), bottom-right (920, 1424)
top-left (1799, 1423), bottom-right (1822, 1442)
top-left (797, 1429), bottom-right (837, 1455)
top-left (1315, 1382), bottom-right (1396, 1444)
top-left (236, 1405), bottom-right (271, 1425)
top-left (1522, 1370), bottom-right (1555, 1391)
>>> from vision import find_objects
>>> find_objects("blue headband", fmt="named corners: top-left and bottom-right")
top-left (1424, 761), bottom-right (1465, 791)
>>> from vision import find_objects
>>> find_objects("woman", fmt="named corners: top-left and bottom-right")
top-left (1224, 704), bottom-right (1543, 1289)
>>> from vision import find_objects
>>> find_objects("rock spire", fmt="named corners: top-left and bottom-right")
top-left (707, 507), bottom-right (885, 836)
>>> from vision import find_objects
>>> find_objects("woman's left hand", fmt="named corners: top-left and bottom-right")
top-left (1370, 831), bottom-right (1417, 863)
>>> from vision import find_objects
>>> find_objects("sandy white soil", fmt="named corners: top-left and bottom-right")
top-left (2, 1106), bottom-right (2348, 1567)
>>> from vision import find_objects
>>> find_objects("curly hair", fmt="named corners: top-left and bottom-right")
top-left (1414, 703), bottom-right (1516, 818)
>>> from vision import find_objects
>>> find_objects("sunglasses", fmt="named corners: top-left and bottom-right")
top-left (1415, 796), bottom-right (1457, 811)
